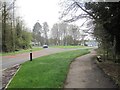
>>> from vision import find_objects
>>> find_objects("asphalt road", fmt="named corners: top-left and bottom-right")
top-left (1, 48), bottom-right (81, 70)
top-left (1, 47), bottom-right (72, 89)
top-left (0, 47), bottom-right (91, 89)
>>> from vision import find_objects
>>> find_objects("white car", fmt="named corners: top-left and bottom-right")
top-left (43, 45), bottom-right (48, 48)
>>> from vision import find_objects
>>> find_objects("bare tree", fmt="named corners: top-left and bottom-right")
top-left (58, 22), bottom-right (68, 45)
top-left (68, 24), bottom-right (80, 45)
top-left (50, 22), bottom-right (82, 46)
top-left (51, 23), bottom-right (60, 45)
top-left (43, 22), bottom-right (49, 45)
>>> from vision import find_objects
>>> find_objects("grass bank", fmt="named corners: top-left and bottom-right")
top-left (8, 49), bottom-right (90, 88)
top-left (1, 47), bottom-right (42, 56)
top-left (51, 45), bottom-right (88, 49)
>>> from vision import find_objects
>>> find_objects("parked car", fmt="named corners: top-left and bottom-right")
top-left (43, 45), bottom-right (48, 48)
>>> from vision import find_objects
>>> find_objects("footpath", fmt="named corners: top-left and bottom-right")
top-left (64, 50), bottom-right (118, 88)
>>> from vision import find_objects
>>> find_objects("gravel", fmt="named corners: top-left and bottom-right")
top-left (2, 64), bottom-right (20, 89)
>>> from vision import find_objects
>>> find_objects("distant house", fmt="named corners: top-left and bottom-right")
top-left (85, 40), bottom-right (98, 47)
top-left (31, 42), bottom-right (40, 46)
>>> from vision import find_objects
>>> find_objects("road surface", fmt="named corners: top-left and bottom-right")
top-left (0, 47), bottom-right (91, 89)
top-left (1, 48), bottom-right (82, 70)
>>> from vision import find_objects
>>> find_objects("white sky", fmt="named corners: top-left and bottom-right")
top-left (15, 0), bottom-right (93, 40)
top-left (16, 0), bottom-right (60, 31)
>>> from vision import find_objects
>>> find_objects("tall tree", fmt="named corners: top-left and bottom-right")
top-left (67, 24), bottom-right (80, 45)
top-left (43, 22), bottom-right (49, 45)
top-left (84, 2), bottom-right (120, 60)
top-left (1, 1), bottom-right (32, 52)
top-left (2, 2), bottom-right (7, 52)
top-left (51, 23), bottom-right (60, 45)
top-left (60, 1), bottom-right (120, 61)
top-left (50, 22), bottom-right (81, 46)
top-left (59, 22), bottom-right (68, 45)
top-left (33, 21), bottom-right (42, 46)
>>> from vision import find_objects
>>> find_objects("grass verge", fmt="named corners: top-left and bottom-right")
top-left (0, 47), bottom-right (42, 56)
top-left (51, 45), bottom-right (88, 49)
top-left (8, 49), bottom-right (90, 88)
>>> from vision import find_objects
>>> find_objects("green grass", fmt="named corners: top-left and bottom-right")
top-left (51, 45), bottom-right (88, 49)
top-left (0, 47), bottom-right (42, 56)
top-left (8, 49), bottom-right (90, 88)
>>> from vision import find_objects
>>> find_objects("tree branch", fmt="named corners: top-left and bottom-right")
top-left (63, 14), bottom-right (91, 22)
top-left (74, 2), bottom-right (97, 20)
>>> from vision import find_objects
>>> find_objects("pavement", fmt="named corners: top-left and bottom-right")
top-left (64, 50), bottom-right (118, 88)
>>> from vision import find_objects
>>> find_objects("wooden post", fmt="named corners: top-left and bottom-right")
top-left (30, 49), bottom-right (32, 61)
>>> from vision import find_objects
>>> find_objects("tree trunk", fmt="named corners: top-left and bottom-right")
top-left (113, 35), bottom-right (117, 62)
top-left (2, 2), bottom-right (7, 52)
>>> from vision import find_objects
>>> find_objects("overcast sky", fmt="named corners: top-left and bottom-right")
top-left (13, 0), bottom-right (120, 31)
top-left (16, 0), bottom-right (60, 30)
top-left (15, 0), bottom-right (93, 39)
